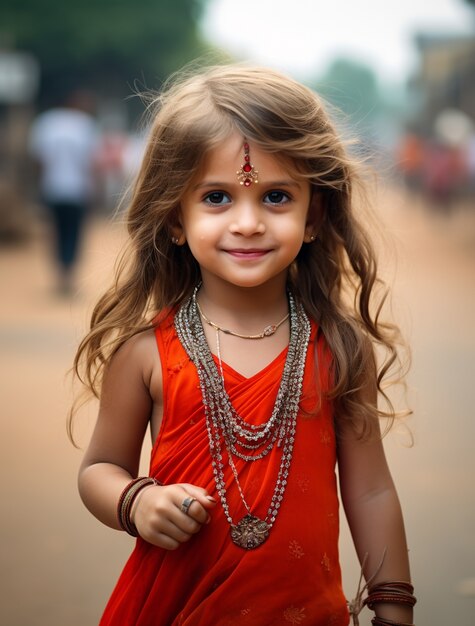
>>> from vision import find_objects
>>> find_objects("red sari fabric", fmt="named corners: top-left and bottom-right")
top-left (100, 312), bottom-right (349, 626)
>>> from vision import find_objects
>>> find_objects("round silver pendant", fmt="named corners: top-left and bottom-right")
top-left (230, 514), bottom-right (270, 550)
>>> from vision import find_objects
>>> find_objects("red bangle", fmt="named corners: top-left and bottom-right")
top-left (117, 477), bottom-right (162, 536)
top-left (365, 593), bottom-right (417, 610)
top-left (364, 580), bottom-right (417, 612)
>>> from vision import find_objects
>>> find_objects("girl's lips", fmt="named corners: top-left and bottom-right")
top-left (225, 249), bottom-right (270, 259)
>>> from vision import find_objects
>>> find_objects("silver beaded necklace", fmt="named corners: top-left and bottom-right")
top-left (174, 286), bottom-right (311, 549)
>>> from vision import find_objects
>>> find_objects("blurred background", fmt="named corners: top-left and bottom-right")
top-left (1, 0), bottom-right (474, 624)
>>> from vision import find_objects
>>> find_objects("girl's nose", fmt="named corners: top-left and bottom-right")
top-left (229, 202), bottom-right (265, 236)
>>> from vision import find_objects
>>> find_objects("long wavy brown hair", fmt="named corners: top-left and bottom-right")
top-left (69, 63), bottom-right (409, 443)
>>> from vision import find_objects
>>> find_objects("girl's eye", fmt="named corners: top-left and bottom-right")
top-left (204, 191), bottom-right (231, 206)
top-left (264, 191), bottom-right (290, 205)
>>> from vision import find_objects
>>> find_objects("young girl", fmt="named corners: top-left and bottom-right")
top-left (72, 64), bottom-right (415, 626)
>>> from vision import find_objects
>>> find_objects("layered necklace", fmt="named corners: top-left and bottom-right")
top-left (174, 286), bottom-right (311, 549)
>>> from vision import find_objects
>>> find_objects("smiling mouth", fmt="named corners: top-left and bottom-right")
top-left (225, 249), bottom-right (270, 258)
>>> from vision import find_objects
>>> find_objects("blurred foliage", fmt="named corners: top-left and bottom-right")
top-left (315, 57), bottom-right (384, 128)
top-left (312, 57), bottom-right (407, 150)
top-left (0, 0), bottom-right (210, 111)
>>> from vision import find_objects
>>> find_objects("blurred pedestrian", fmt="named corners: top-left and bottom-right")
top-left (396, 131), bottom-right (425, 193)
top-left (71, 65), bottom-right (414, 626)
top-left (423, 139), bottom-right (464, 212)
top-left (29, 89), bottom-right (99, 295)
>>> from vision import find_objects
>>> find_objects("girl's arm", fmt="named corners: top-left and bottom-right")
top-left (78, 330), bottom-right (215, 549)
top-left (337, 374), bottom-right (413, 623)
top-left (78, 331), bottom-right (155, 528)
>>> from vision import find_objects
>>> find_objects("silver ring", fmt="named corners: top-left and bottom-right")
top-left (180, 496), bottom-right (196, 515)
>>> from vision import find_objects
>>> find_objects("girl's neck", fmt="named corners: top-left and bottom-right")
top-left (197, 276), bottom-right (289, 332)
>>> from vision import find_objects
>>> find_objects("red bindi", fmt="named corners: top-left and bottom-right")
top-left (236, 139), bottom-right (259, 186)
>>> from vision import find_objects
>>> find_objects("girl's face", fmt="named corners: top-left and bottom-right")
top-left (175, 132), bottom-right (315, 292)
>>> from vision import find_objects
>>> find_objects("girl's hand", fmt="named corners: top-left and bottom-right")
top-left (130, 483), bottom-right (217, 550)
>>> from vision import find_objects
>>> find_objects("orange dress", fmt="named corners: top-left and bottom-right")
top-left (100, 312), bottom-right (349, 626)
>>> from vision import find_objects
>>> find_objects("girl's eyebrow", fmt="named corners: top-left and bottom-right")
top-left (192, 179), bottom-right (302, 191)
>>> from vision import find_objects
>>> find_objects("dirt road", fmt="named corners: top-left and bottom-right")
top-left (1, 185), bottom-right (474, 625)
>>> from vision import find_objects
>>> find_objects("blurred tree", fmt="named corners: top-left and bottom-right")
top-left (0, 0), bottom-right (209, 111)
top-left (314, 57), bottom-right (384, 129)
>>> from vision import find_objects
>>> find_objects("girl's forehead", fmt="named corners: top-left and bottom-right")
top-left (199, 133), bottom-right (299, 181)
top-left (205, 132), bottom-right (243, 164)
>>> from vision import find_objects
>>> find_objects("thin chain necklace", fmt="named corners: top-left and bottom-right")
top-left (175, 285), bottom-right (311, 550)
top-left (195, 299), bottom-right (290, 339)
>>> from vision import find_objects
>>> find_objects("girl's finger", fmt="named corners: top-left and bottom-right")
top-left (176, 490), bottom-right (215, 525)
top-left (150, 517), bottom-right (194, 544)
top-left (151, 533), bottom-right (180, 551)
top-left (179, 484), bottom-right (217, 510)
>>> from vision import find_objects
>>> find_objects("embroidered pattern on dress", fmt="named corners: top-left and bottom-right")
top-left (158, 440), bottom-right (172, 455)
top-left (321, 552), bottom-right (331, 572)
top-left (296, 475), bottom-right (310, 493)
top-left (283, 605), bottom-right (307, 624)
top-left (167, 359), bottom-right (186, 375)
top-left (288, 539), bottom-right (305, 560)
top-left (320, 429), bottom-right (332, 445)
top-left (223, 607), bottom-right (252, 625)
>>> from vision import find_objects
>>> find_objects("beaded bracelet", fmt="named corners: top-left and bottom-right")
top-left (117, 476), bottom-right (162, 537)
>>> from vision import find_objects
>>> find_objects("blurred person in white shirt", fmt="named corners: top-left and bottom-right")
top-left (29, 89), bottom-right (99, 295)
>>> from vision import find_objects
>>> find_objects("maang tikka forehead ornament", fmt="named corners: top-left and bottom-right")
top-left (236, 139), bottom-right (259, 187)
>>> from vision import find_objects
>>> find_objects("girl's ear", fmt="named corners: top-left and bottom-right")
top-left (169, 211), bottom-right (186, 245)
top-left (170, 228), bottom-right (186, 245)
top-left (304, 191), bottom-right (324, 243)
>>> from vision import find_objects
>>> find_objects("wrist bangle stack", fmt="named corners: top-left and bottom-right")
top-left (365, 581), bottom-right (416, 611)
top-left (364, 581), bottom-right (416, 626)
top-left (117, 476), bottom-right (162, 537)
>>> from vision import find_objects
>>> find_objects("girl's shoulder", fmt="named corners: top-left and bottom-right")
top-left (108, 328), bottom-right (160, 388)
top-left (118, 327), bottom-right (158, 358)
top-left (102, 328), bottom-right (163, 405)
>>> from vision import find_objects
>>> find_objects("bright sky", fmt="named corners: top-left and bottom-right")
top-left (201, 0), bottom-right (475, 85)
